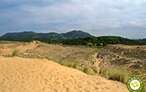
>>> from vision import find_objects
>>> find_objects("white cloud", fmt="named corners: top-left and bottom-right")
top-left (0, 0), bottom-right (146, 38)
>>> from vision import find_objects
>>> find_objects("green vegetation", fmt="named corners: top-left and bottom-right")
top-left (62, 36), bottom-right (146, 46)
top-left (0, 31), bottom-right (92, 43)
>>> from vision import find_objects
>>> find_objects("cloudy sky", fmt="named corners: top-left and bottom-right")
top-left (0, 0), bottom-right (146, 38)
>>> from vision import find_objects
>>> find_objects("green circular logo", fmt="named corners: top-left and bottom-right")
top-left (127, 76), bottom-right (144, 92)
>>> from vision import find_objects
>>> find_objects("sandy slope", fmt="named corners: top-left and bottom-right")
top-left (0, 57), bottom-right (128, 92)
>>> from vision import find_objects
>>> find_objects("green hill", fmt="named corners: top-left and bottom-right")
top-left (0, 31), bottom-right (146, 46)
top-left (0, 30), bottom-right (93, 42)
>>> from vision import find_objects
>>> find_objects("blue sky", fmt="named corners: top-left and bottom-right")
top-left (0, 0), bottom-right (146, 38)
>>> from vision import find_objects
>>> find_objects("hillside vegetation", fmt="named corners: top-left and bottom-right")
top-left (0, 41), bottom-right (99, 75)
top-left (96, 45), bottom-right (146, 91)
top-left (62, 36), bottom-right (146, 46)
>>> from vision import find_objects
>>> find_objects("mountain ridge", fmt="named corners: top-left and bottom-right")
top-left (0, 30), bottom-right (146, 45)
top-left (0, 30), bottom-right (93, 41)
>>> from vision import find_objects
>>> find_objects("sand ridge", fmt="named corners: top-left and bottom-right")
top-left (0, 57), bottom-right (128, 92)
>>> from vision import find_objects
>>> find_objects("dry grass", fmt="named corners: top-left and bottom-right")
top-left (97, 45), bottom-right (146, 90)
top-left (99, 66), bottom-right (130, 83)
top-left (0, 41), bottom-right (99, 75)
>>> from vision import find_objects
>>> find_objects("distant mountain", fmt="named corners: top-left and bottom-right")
top-left (0, 31), bottom-right (146, 46)
top-left (0, 30), bottom-right (93, 42)
top-left (0, 31), bottom-right (36, 41)
top-left (61, 30), bottom-right (93, 39)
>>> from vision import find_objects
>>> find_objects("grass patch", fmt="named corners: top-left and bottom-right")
top-left (83, 67), bottom-right (96, 75)
top-left (100, 67), bottom-right (130, 83)
top-left (59, 60), bottom-right (97, 75)
top-left (11, 49), bottom-right (19, 57)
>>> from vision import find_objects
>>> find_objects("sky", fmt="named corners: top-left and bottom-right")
top-left (0, 0), bottom-right (146, 39)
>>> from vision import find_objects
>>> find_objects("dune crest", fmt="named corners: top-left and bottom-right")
top-left (0, 57), bottom-right (128, 92)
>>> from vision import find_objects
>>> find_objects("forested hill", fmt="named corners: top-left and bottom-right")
top-left (62, 36), bottom-right (146, 46)
top-left (0, 30), bottom-right (93, 42)
top-left (0, 31), bottom-right (146, 46)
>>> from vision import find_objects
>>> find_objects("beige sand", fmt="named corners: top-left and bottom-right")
top-left (0, 57), bottom-right (128, 92)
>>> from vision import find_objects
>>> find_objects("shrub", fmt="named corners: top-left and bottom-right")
top-left (83, 67), bottom-right (96, 75)
top-left (12, 49), bottom-right (18, 57)
top-left (100, 67), bottom-right (129, 83)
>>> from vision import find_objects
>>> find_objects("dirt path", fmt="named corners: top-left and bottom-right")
top-left (0, 57), bottom-right (128, 92)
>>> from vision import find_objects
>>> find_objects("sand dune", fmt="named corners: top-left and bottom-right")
top-left (0, 57), bottom-right (128, 92)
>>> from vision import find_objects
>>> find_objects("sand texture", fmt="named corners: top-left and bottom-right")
top-left (0, 57), bottom-right (128, 92)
